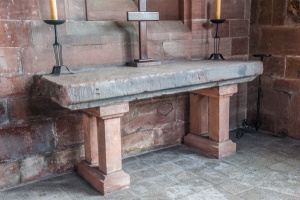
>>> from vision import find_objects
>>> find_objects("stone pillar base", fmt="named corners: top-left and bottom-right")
top-left (77, 161), bottom-right (130, 195)
top-left (184, 134), bottom-right (236, 158)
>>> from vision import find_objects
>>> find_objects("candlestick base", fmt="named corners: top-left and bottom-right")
top-left (52, 66), bottom-right (61, 76)
top-left (208, 53), bottom-right (225, 60)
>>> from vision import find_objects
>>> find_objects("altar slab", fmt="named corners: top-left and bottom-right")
top-left (39, 60), bottom-right (263, 110)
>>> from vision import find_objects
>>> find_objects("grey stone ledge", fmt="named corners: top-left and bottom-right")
top-left (38, 60), bottom-right (263, 110)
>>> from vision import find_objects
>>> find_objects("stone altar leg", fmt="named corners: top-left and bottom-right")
top-left (78, 103), bottom-right (130, 195)
top-left (185, 85), bottom-right (238, 158)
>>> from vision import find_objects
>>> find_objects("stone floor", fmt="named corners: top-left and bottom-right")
top-left (1, 131), bottom-right (300, 200)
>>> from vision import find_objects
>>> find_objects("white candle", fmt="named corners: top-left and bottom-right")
top-left (216, 0), bottom-right (221, 19)
top-left (49, 0), bottom-right (58, 20)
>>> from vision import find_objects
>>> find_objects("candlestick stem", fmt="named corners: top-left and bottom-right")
top-left (44, 20), bottom-right (66, 75)
top-left (209, 19), bottom-right (225, 60)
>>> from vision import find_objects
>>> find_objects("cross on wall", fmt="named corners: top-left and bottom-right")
top-left (127, 0), bottom-right (161, 67)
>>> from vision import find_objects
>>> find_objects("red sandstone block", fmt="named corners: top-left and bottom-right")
top-left (64, 0), bottom-right (86, 20)
top-left (21, 46), bottom-right (60, 74)
top-left (0, 75), bottom-right (33, 98)
top-left (122, 97), bottom-right (177, 134)
top-left (273, 79), bottom-right (300, 94)
top-left (230, 20), bottom-right (249, 38)
top-left (0, 0), bottom-right (39, 20)
top-left (258, 112), bottom-right (276, 133)
top-left (153, 122), bottom-right (185, 147)
top-left (260, 27), bottom-right (300, 55)
top-left (163, 40), bottom-right (191, 59)
top-left (0, 21), bottom-right (31, 47)
top-left (191, 0), bottom-right (207, 19)
top-left (191, 20), bottom-right (212, 37)
top-left (86, 0), bottom-right (137, 21)
top-left (0, 121), bottom-right (55, 161)
top-left (20, 155), bottom-right (48, 183)
top-left (53, 145), bottom-right (84, 172)
top-left (148, 0), bottom-right (180, 20)
top-left (245, 0), bottom-right (251, 20)
top-left (122, 130), bottom-right (154, 155)
top-left (0, 47), bottom-right (20, 74)
top-left (55, 113), bottom-right (85, 148)
top-left (231, 37), bottom-right (249, 56)
top-left (148, 40), bottom-right (165, 61)
top-left (0, 161), bottom-right (20, 190)
top-left (148, 21), bottom-right (192, 41)
top-left (0, 99), bottom-right (8, 126)
top-left (287, 119), bottom-right (300, 139)
top-left (8, 97), bottom-right (65, 123)
top-left (249, 26), bottom-right (262, 54)
top-left (272, 0), bottom-right (286, 25)
top-left (286, 57), bottom-right (300, 79)
top-left (258, 56), bottom-right (284, 77)
top-left (257, 0), bottom-right (272, 25)
top-left (250, 0), bottom-right (259, 24)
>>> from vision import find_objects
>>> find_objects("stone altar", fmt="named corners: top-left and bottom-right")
top-left (38, 60), bottom-right (263, 195)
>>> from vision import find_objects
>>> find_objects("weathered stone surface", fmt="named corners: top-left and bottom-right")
top-left (0, 99), bottom-right (9, 126)
top-left (230, 20), bottom-right (249, 38)
top-left (55, 113), bottom-right (85, 148)
top-left (0, 0), bottom-right (39, 20)
top-left (0, 47), bottom-right (20, 74)
top-left (8, 97), bottom-right (64, 123)
top-left (38, 60), bottom-right (262, 110)
top-left (257, 0), bottom-right (272, 25)
top-left (219, 0), bottom-right (245, 19)
top-left (86, 0), bottom-right (137, 21)
top-left (53, 145), bottom-right (84, 172)
top-left (0, 121), bottom-right (55, 161)
top-left (20, 155), bottom-right (48, 183)
top-left (122, 130), bottom-right (154, 155)
top-left (0, 76), bottom-right (33, 98)
top-left (261, 27), bottom-right (300, 55)
top-left (0, 161), bottom-right (20, 190)
top-left (148, 0), bottom-right (180, 20)
top-left (232, 37), bottom-right (249, 56)
top-left (272, 0), bottom-right (286, 25)
top-left (153, 122), bottom-right (185, 146)
top-left (148, 21), bottom-right (192, 41)
top-left (64, 0), bottom-right (86, 20)
top-left (0, 20), bottom-right (31, 47)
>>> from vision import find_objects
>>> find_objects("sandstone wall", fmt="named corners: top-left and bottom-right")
top-left (249, 0), bottom-right (300, 139)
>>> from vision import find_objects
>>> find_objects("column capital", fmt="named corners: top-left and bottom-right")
top-left (82, 102), bottom-right (129, 119)
top-left (191, 84), bottom-right (238, 98)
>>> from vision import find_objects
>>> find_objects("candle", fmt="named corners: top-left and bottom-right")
top-left (216, 0), bottom-right (221, 19)
top-left (49, 0), bottom-right (58, 20)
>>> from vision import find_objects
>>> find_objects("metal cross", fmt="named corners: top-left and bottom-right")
top-left (127, 0), bottom-right (160, 67)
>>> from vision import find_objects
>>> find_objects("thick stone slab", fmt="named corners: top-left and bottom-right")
top-left (38, 60), bottom-right (263, 110)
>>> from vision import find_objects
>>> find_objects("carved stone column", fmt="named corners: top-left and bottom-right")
top-left (78, 103), bottom-right (130, 195)
top-left (185, 85), bottom-right (238, 158)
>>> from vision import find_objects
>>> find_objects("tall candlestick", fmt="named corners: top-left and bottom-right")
top-left (49, 0), bottom-right (58, 20)
top-left (216, 0), bottom-right (221, 19)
